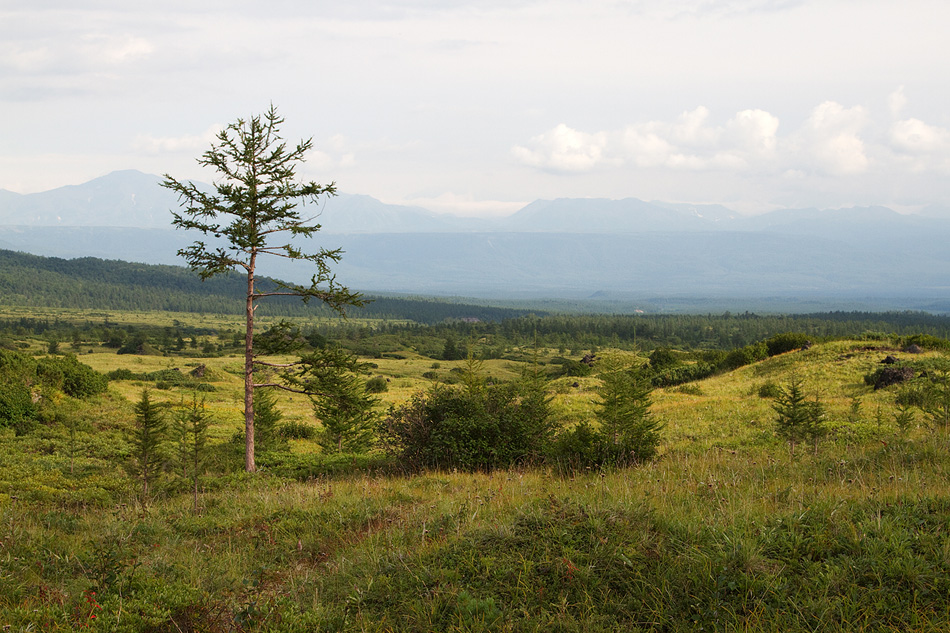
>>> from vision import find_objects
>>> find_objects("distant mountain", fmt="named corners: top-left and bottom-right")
top-left (0, 170), bottom-right (486, 234)
top-left (3, 170), bottom-right (950, 309)
top-left (300, 193), bottom-right (482, 233)
top-left (0, 170), bottom-right (181, 228)
top-left (500, 198), bottom-right (715, 233)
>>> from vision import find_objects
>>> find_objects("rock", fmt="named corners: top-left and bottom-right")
top-left (871, 366), bottom-right (914, 389)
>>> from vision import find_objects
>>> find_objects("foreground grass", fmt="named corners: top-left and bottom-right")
top-left (2, 435), bottom-right (950, 632)
top-left (3, 337), bottom-right (950, 631)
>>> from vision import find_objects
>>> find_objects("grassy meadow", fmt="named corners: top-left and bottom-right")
top-left (2, 308), bottom-right (950, 631)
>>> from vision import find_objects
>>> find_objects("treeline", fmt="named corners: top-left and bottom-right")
top-left (0, 250), bottom-right (539, 323)
top-left (6, 308), bottom-right (950, 363)
top-left (330, 311), bottom-right (950, 359)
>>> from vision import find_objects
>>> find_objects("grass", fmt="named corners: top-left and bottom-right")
top-left (3, 440), bottom-right (950, 631)
top-left (2, 324), bottom-right (950, 631)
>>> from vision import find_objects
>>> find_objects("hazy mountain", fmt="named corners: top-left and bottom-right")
top-left (500, 198), bottom-right (715, 233)
top-left (3, 170), bottom-right (950, 309)
top-left (300, 193), bottom-right (483, 233)
top-left (0, 170), bottom-right (181, 228)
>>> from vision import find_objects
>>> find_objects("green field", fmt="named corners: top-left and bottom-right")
top-left (2, 306), bottom-right (950, 632)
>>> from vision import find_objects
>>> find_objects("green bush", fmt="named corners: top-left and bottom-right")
top-left (379, 382), bottom-right (553, 471)
top-left (650, 362), bottom-right (716, 387)
top-left (107, 368), bottom-right (138, 381)
top-left (279, 420), bottom-right (317, 440)
top-left (901, 334), bottom-right (950, 351)
top-left (548, 420), bottom-right (603, 469)
top-left (758, 381), bottom-right (783, 399)
top-left (549, 357), bottom-right (593, 377)
top-left (649, 347), bottom-right (679, 370)
top-left (765, 332), bottom-right (811, 357)
top-left (364, 375), bottom-right (388, 393)
top-left (38, 354), bottom-right (108, 398)
top-left (0, 380), bottom-right (37, 434)
top-left (722, 342), bottom-right (768, 370)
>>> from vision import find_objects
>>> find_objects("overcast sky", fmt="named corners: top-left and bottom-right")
top-left (2, 0), bottom-right (949, 216)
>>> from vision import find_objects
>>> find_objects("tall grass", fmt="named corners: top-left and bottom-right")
top-left (2, 338), bottom-right (950, 630)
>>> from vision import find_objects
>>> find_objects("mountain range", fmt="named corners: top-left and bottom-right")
top-left (2, 170), bottom-right (950, 311)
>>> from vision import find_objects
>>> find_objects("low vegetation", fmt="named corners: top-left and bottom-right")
top-left (3, 302), bottom-right (950, 631)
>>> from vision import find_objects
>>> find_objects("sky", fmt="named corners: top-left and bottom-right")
top-left (2, 0), bottom-right (949, 217)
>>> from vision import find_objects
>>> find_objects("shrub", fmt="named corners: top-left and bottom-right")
top-left (722, 342), bottom-right (768, 370)
top-left (252, 389), bottom-right (287, 453)
top-left (674, 384), bottom-right (704, 396)
top-left (901, 334), bottom-right (950, 351)
top-left (548, 357), bottom-right (592, 378)
top-left (548, 420), bottom-right (605, 469)
top-left (0, 380), bottom-right (37, 434)
top-left (364, 375), bottom-right (388, 393)
top-left (379, 381), bottom-right (553, 471)
top-left (765, 332), bottom-right (811, 357)
top-left (650, 362), bottom-right (716, 388)
top-left (758, 381), bottom-right (783, 399)
top-left (649, 347), bottom-right (679, 370)
top-left (279, 421), bottom-right (317, 440)
top-left (37, 355), bottom-right (108, 398)
top-left (107, 368), bottom-right (138, 381)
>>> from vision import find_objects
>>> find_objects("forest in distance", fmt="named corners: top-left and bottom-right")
top-left (5, 248), bottom-right (950, 630)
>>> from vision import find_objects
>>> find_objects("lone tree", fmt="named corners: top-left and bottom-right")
top-left (772, 378), bottom-right (826, 454)
top-left (162, 106), bottom-right (361, 472)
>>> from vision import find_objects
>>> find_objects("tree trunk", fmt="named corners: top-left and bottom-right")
top-left (245, 254), bottom-right (256, 472)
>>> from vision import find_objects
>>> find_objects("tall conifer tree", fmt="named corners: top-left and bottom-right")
top-left (162, 106), bottom-right (362, 471)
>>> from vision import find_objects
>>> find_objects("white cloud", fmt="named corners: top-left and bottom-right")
top-left (725, 109), bottom-right (779, 158)
top-left (510, 97), bottom-right (949, 186)
top-left (669, 106), bottom-right (719, 147)
top-left (511, 124), bottom-right (614, 172)
top-left (888, 86), bottom-right (907, 118)
top-left (793, 101), bottom-right (869, 175)
top-left (132, 125), bottom-right (221, 154)
top-left (81, 33), bottom-right (154, 65)
top-left (890, 118), bottom-right (950, 155)
top-left (519, 106), bottom-right (781, 173)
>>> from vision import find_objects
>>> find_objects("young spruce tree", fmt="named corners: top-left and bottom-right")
top-left (129, 388), bottom-right (166, 500)
top-left (772, 378), bottom-right (826, 454)
top-left (162, 106), bottom-right (362, 472)
top-left (174, 394), bottom-right (210, 512)
top-left (595, 369), bottom-right (661, 464)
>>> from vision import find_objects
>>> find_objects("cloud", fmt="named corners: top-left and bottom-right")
top-left (725, 109), bottom-right (779, 158)
top-left (513, 100), bottom-right (892, 179)
top-left (516, 106), bottom-right (781, 173)
top-left (791, 101), bottom-right (869, 175)
top-left (890, 118), bottom-right (950, 155)
top-left (888, 86), bottom-right (907, 118)
top-left (132, 125), bottom-right (221, 154)
top-left (511, 124), bottom-right (615, 172)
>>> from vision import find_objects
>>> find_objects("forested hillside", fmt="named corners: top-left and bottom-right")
top-left (0, 250), bottom-right (538, 323)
